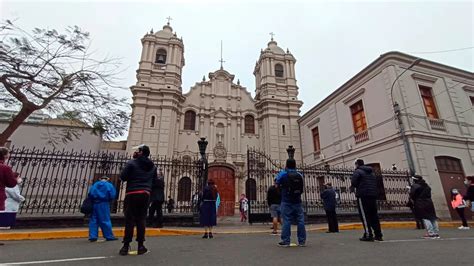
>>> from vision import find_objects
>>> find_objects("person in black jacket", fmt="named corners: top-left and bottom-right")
top-left (464, 176), bottom-right (474, 213)
top-left (409, 175), bottom-right (439, 239)
top-left (321, 183), bottom-right (339, 233)
top-left (118, 144), bottom-right (158, 256)
top-left (147, 168), bottom-right (165, 228)
top-left (267, 178), bottom-right (281, 235)
top-left (351, 159), bottom-right (383, 241)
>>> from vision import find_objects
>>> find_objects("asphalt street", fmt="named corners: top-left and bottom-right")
top-left (1, 228), bottom-right (473, 266)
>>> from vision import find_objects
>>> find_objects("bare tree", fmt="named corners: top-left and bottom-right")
top-left (0, 20), bottom-right (129, 146)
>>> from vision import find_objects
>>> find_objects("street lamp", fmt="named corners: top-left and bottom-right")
top-left (286, 145), bottom-right (295, 159)
top-left (390, 58), bottom-right (421, 176)
top-left (197, 137), bottom-right (208, 191)
top-left (197, 137), bottom-right (208, 158)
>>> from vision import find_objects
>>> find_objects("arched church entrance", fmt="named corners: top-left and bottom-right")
top-left (208, 164), bottom-right (235, 216)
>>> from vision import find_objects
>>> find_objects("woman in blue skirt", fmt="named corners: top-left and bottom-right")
top-left (200, 179), bottom-right (218, 239)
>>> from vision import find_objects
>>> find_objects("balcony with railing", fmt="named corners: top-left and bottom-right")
top-left (428, 118), bottom-right (446, 131)
top-left (354, 130), bottom-right (369, 144)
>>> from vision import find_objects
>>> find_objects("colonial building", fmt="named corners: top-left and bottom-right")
top-left (126, 22), bottom-right (302, 214)
top-left (0, 110), bottom-right (103, 151)
top-left (299, 51), bottom-right (474, 219)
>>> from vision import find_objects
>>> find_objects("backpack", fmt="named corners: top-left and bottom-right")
top-left (287, 171), bottom-right (304, 195)
top-left (80, 197), bottom-right (93, 214)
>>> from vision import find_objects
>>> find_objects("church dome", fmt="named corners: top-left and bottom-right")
top-left (155, 24), bottom-right (174, 39)
top-left (266, 39), bottom-right (285, 55)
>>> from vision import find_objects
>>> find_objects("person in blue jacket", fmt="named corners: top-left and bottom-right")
top-left (88, 175), bottom-right (117, 242)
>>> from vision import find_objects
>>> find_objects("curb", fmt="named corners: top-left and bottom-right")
top-left (0, 221), bottom-right (461, 241)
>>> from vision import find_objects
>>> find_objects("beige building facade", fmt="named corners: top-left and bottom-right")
top-left (299, 51), bottom-right (474, 219)
top-left (126, 23), bottom-right (302, 210)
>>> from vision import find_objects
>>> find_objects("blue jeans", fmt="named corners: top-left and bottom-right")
top-left (423, 219), bottom-right (439, 236)
top-left (280, 202), bottom-right (306, 244)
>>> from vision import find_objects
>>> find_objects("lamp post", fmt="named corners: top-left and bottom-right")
top-left (197, 137), bottom-right (208, 190)
top-left (390, 58), bottom-right (421, 176)
top-left (286, 145), bottom-right (295, 159)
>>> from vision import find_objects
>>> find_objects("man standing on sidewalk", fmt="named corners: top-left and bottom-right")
top-left (148, 168), bottom-right (165, 228)
top-left (267, 178), bottom-right (281, 235)
top-left (351, 159), bottom-right (383, 242)
top-left (119, 144), bottom-right (157, 255)
top-left (275, 158), bottom-right (306, 247)
top-left (321, 183), bottom-right (339, 233)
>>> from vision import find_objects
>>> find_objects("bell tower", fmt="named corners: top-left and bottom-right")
top-left (254, 35), bottom-right (302, 162)
top-left (127, 20), bottom-right (185, 157)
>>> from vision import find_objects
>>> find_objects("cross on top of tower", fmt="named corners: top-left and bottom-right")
top-left (269, 32), bottom-right (275, 41)
top-left (219, 40), bottom-right (226, 69)
top-left (166, 16), bottom-right (173, 25)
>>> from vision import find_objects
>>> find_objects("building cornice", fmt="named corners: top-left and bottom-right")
top-left (299, 51), bottom-right (474, 123)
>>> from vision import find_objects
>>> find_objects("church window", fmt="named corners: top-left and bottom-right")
top-left (155, 49), bottom-right (167, 64)
top-left (244, 115), bottom-right (255, 134)
top-left (184, 110), bottom-right (196, 130)
top-left (150, 115), bottom-right (156, 128)
top-left (282, 125), bottom-right (286, 135)
top-left (275, 64), bottom-right (284, 78)
top-left (177, 177), bottom-right (192, 202)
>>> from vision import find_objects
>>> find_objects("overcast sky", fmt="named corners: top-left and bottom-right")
top-left (1, 0), bottom-right (473, 138)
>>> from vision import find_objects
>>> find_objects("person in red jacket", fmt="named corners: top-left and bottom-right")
top-left (0, 147), bottom-right (18, 211)
top-left (0, 147), bottom-right (19, 246)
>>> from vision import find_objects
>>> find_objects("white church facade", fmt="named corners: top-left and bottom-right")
top-left (126, 22), bottom-right (302, 214)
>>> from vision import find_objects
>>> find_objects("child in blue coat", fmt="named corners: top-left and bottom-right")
top-left (88, 176), bottom-right (117, 242)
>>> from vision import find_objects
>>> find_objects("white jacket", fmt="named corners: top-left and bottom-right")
top-left (5, 185), bottom-right (25, 212)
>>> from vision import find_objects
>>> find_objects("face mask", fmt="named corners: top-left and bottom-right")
top-left (17, 178), bottom-right (23, 184)
top-left (452, 189), bottom-right (458, 194)
top-left (465, 180), bottom-right (470, 185)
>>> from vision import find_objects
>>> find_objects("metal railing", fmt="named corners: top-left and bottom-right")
top-left (7, 147), bottom-right (203, 215)
top-left (246, 147), bottom-right (411, 221)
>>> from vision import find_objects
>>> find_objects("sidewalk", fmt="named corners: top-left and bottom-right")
top-left (0, 221), bottom-right (460, 241)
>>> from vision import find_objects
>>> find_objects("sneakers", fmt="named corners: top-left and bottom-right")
top-left (208, 232), bottom-right (214, 239)
top-left (458, 226), bottom-right (470, 230)
top-left (298, 243), bottom-right (306, 247)
top-left (88, 238), bottom-right (97, 242)
top-left (359, 236), bottom-right (374, 242)
top-left (202, 233), bottom-right (208, 239)
top-left (137, 245), bottom-right (148, 255)
top-left (106, 237), bottom-right (118, 241)
top-left (374, 236), bottom-right (384, 242)
top-left (278, 241), bottom-right (290, 247)
top-left (271, 231), bottom-right (278, 235)
top-left (119, 245), bottom-right (130, 256)
top-left (423, 234), bottom-right (440, 239)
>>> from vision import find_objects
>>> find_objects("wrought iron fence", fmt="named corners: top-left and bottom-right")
top-left (7, 147), bottom-right (203, 215)
top-left (246, 148), bottom-right (411, 221)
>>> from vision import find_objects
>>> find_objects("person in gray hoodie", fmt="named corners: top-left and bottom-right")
top-left (351, 159), bottom-right (383, 242)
